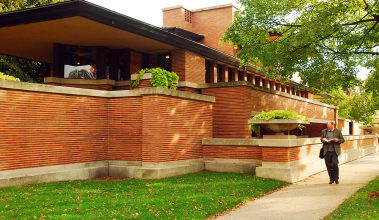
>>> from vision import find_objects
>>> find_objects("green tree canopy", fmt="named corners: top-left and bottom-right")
top-left (224, 0), bottom-right (379, 92)
top-left (0, 0), bottom-right (64, 82)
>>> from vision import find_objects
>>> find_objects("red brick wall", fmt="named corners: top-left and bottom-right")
top-left (0, 86), bottom-right (213, 171)
top-left (163, 6), bottom-right (235, 55)
top-left (203, 137), bottom-right (377, 163)
top-left (0, 89), bottom-right (108, 171)
top-left (185, 51), bottom-right (206, 84)
top-left (172, 50), bottom-right (186, 81)
top-left (202, 85), bottom-right (336, 138)
top-left (172, 50), bottom-right (206, 84)
top-left (202, 86), bottom-right (252, 138)
top-left (107, 97), bottom-right (142, 161)
top-left (163, 7), bottom-right (193, 31)
top-left (142, 95), bottom-right (213, 163)
top-left (203, 146), bottom-right (261, 160)
top-left (192, 6), bottom-right (235, 55)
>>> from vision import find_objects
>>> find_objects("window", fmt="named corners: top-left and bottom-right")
top-left (217, 64), bottom-right (224, 82)
top-left (228, 68), bottom-right (235, 82)
top-left (238, 71), bottom-right (244, 81)
top-left (157, 53), bottom-right (172, 71)
top-left (63, 45), bottom-right (97, 79)
top-left (205, 60), bottom-right (212, 83)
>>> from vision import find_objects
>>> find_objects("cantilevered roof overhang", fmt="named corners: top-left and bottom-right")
top-left (0, 0), bottom-right (254, 72)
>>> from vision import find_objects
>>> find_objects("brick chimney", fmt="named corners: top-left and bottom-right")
top-left (162, 4), bottom-right (238, 56)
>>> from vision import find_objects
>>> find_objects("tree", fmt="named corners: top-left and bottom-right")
top-left (0, 0), bottom-right (64, 82)
top-left (224, 0), bottom-right (379, 92)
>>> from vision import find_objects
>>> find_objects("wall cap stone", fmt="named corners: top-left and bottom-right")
top-left (44, 77), bottom-right (116, 85)
top-left (0, 79), bottom-right (215, 102)
top-left (131, 72), bottom-right (152, 81)
top-left (203, 135), bottom-right (378, 147)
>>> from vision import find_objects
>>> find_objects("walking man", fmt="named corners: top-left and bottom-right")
top-left (321, 121), bottom-right (345, 184)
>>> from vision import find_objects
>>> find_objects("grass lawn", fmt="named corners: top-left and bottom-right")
top-left (0, 172), bottom-right (287, 219)
top-left (325, 175), bottom-right (379, 220)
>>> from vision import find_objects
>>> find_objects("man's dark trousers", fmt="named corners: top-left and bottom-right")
top-left (324, 151), bottom-right (339, 181)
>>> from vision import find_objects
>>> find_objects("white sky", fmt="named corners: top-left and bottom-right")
top-left (87, 0), bottom-right (238, 27)
top-left (87, 0), bottom-right (369, 81)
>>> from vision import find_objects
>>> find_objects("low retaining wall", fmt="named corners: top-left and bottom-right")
top-left (0, 80), bottom-right (213, 187)
top-left (203, 135), bottom-right (379, 182)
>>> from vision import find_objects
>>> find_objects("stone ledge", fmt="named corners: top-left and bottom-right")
top-left (0, 80), bottom-right (215, 102)
top-left (205, 158), bottom-right (261, 174)
top-left (0, 161), bottom-right (108, 188)
top-left (203, 135), bottom-right (378, 147)
top-left (256, 145), bottom-right (379, 183)
top-left (131, 72), bottom-right (152, 81)
top-left (44, 77), bottom-right (116, 85)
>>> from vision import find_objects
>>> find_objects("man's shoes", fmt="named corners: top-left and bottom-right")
top-left (335, 180), bottom-right (339, 184)
top-left (329, 180), bottom-right (334, 184)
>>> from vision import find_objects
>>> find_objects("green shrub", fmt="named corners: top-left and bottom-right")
top-left (252, 110), bottom-right (308, 121)
top-left (250, 110), bottom-right (309, 133)
top-left (0, 72), bottom-right (20, 82)
top-left (131, 68), bottom-right (179, 89)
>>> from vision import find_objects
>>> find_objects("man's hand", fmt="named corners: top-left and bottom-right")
top-left (332, 138), bottom-right (339, 142)
top-left (322, 138), bottom-right (329, 142)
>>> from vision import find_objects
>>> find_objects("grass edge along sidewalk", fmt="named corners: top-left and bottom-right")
top-left (325, 175), bottom-right (379, 220)
top-left (0, 172), bottom-right (288, 219)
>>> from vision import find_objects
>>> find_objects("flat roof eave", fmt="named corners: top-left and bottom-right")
top-left (0, 0), bottom-right (255, 73)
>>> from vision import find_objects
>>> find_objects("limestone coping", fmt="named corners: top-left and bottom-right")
top-left (0, 80), bottom-right (215, 103)
top-left (202, 135), bottom-right (378, 147)
top-left (44, 77), bottom-right (116, 85)
top-left (248, 119), bottom-right (310, 124)
top-left (131, 72), bottom-right (152, 81)
top-left (44, 77), bottom-right (132, 87)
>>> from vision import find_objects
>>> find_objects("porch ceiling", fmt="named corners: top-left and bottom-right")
top-left (0, 16), bottom-right (176, 63)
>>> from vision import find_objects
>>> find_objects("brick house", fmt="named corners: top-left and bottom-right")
top-left (1, 1), bottom-right (376, 186)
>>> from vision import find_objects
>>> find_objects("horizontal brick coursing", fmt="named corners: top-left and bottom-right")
top-left (107, 97), bottom-right (142, 161)
top-left (0, 89), bottom-right (108, 171)
top-left (0, 87), bottom-right (212, 171)
top-left (204, 146), bottom-right (261, 160)
top-left (202, 86), bottom-right (336, 138)
top-left (205, 137), bottom-right (377, 163)
top-left (202, 86), bottom-right (253, 138)
top-left (142, 95), bottom-right (213, 163)
top-left (172, 50), bottom-right (205, 85)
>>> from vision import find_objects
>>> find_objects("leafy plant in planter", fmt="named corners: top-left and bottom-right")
top-left (250, 110), bottom-right (309, 134)
top-left (131, 68), bottom-right (179, 89)
top-left (0, 72), bottom-right (20, 82)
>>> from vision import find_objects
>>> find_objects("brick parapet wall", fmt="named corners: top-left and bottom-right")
top-left (0, 81), bottom-right (214, 171)
top-left (202, 84), bottom-right (337, 138)
top-left (142, 95), bottom-right (213, 163)
top-left (203, 135), bottom-right (378, 163)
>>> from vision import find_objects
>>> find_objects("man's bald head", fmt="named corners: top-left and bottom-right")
top-left (327, 121), bottom-right (335, 130)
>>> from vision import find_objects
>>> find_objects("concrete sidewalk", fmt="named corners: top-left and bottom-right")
top-left (216, 152), bottom-right (379, 220)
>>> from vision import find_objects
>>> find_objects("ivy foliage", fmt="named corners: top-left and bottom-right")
top-left (131, 68), bottom-right (179, 90)
top-left (0, 72), bottom-right (20, 81)
top-left (224, 0), bottom-right (379, 92)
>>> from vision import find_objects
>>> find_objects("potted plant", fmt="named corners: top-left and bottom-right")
top-left (248, 110), bottom-right (309, 135)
